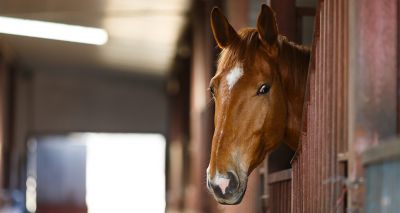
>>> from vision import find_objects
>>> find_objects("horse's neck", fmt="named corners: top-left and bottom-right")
top-left (277, 38), bottom-right (311, 150)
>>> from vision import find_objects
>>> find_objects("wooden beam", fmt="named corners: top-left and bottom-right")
top-left (268, 169), bottom-right (292, 184)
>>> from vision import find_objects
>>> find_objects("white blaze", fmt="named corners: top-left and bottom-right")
top-left (226, 65), bottom-right (244, 90)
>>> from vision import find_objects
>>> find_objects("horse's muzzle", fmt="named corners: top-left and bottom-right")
top-left (207, 171), bottom-right (246, 205)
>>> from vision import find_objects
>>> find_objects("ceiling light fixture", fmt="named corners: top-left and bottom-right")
top-left (0, 16), bottom-right (108, 45)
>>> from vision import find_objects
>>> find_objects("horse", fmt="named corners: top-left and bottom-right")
top-left (206, 4), bottom-right (310, 205)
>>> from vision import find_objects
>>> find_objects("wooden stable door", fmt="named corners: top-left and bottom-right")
top-left (260, 0), bottom-right (349, 212)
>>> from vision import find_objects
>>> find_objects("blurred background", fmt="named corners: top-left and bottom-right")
top-left (0, 0), bottom-right (321, 212)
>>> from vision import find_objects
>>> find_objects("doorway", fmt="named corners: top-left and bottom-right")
top-left (26, 133), bottom-right (166, 213)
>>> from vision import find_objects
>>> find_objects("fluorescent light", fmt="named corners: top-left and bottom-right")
top-left (0, 16), bottom-right (108, 45)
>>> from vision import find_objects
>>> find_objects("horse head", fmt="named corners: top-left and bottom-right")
top-left (206, 4), bottom-right (309, 204)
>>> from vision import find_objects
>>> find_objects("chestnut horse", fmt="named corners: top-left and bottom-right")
top-left (206, 5), bottom-right (310, 204)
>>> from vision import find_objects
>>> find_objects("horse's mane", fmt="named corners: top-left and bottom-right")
top-left (278, 36), bottom-right (310, 97)
top-left (275, 33), bottom-right (310, 148)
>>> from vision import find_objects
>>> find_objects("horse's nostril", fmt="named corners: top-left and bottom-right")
top-left (226, 171), bottom-right (239, 193)
top-left (210, 171), bottom-right (239, 199)
top-left (211, 182), bottom-right (224, 198)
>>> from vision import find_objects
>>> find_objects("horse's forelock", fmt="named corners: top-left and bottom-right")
top-left (217, 29), bottom-right (261, 73)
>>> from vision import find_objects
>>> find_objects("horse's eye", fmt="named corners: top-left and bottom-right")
top-left (257, 84), bottom-right (270, 95)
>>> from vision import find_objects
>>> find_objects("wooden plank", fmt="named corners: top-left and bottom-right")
top-left (0, 47), bottom-right (6, 188)
top-left (362, 140), bottom-right (400, 165)
top-left (268, 169), bottom-right (292, 184)
top-left (187, 1), bottom-right (216, 212)
top-left (291, 0), bottom-right (349, 212)
top-left (0, 40), bottom-right (13, 189)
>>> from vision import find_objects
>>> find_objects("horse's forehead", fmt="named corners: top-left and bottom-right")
top-left (218, 47), bottom-right (272, 73)
top-left (214, 47), bottom-right (274, 94)
top-left (219, 57), bottom-right (272, 82)
top-left (225, 64), bottom-right (244, 91)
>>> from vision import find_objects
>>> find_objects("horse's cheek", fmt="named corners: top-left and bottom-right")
top-left (262, 90), bottom-right (287, 148)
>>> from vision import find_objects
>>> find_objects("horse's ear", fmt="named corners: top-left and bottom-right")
top-left (210, 7), bottom-right (239, 48)
top-left (256, 4), bottom-right (279, 56)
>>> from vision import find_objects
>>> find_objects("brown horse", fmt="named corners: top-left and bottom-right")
top-left (206, 5), bottom-right (310, 204)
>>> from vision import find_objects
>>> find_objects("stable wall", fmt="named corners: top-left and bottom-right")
top-left (8, 68), bottom-right (168, 189)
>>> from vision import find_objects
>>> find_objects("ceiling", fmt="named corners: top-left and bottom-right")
top-left (0, 0), bottom-right (192, 75)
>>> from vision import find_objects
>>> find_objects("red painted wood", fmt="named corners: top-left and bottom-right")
top-left (348, 0), bottom-right (399, 211)
top-left (291, 0), bottom-right (349, 212)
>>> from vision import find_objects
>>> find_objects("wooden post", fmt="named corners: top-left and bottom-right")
top-left (166, 27), bottom-right (192, 213)
top-left (0, 41), bottom-right (13, 190)
top-left (186, 0), bottom-right (216, 212)
top-left (271, 0), bottom-right (297, 41)
top-left (348, 0), bottom-right (399, 211)
top-left (0, 46), bottom-right (5, 192)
